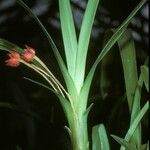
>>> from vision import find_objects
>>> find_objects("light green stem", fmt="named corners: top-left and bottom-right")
top-left (68, 112), bottom-right (89, 150)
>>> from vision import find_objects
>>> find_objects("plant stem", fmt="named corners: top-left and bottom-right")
top-left (68, 112), bottom-right (89, 150)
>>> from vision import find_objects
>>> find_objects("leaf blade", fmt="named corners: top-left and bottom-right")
top-left (141, 65), bottom-right (149, 92)
top-left (75, 0), bottom-right (100, 92)
top-left (82, 0), bottom-right (147, 109)
top-left (111, 135), bottom-right (137, 150)
top-left (118, 29), bottom-right (138, 111)
top-left (121, 101), bottom-right (149, 150)
top-left (92, 124), bottom-right (110, 150)
top-left (0, 38), bottom-right (23, 53)
top-left (59, 0), bottom-right (78, 79)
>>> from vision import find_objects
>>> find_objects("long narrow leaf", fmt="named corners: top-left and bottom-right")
top-left (130, 59), bottom-right (149, 149)
top-left (100, 29), bottom-right (142, 148)
top-left (118, 29), bottom-right (138, 111)
top-left (111, 135), bottom-right (137, 150)
top-left (92, 124), bottom-right (110, 150)
top-left (111, 101), bottom-right (149, 150)
top-left (100, 42), bottom-right (114, 100)
top-left (81, 0), bottom-right (147, 109)
top-left (141, 65), bottom-right (149, 92)
top-left (118, 29), bottom-right (140, 148)
top-left (147, 142), bottom-right (149, 150)
top-left (59, 0), bottom-right (78, 79)
top-left (100, 29), bottom-right (138, 107)
top-left (92, 125), bottom-right (101, 150)
top-left (130, 73), bottom-right (143, 148)
top-left (75, 0), bottom-right (100, 92)
top-left (121, 101), bottom-right (149, 150)
top-left (0, 38), bottom-right (23, 53)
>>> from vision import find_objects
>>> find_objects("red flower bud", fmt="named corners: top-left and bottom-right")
top-left (5, 51), bottom-right (20, 67)
top-left (22, 45), bottom-right (36, 62)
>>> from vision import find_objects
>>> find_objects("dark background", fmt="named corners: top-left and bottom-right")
top-left (0, 0), bottom-right (149, 150)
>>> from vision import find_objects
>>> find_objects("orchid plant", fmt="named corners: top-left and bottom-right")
top-left (0, 0), bottom-right (149, 150)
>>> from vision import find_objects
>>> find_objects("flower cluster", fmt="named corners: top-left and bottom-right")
top-left (5, 45), bottom-right (35, 67)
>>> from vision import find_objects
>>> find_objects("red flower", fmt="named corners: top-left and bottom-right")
top-left (22, 45), bottom-right (35, 62)
top-left (5, 51), bottom-right (20, 67)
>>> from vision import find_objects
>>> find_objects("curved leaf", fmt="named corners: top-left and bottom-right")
top-left (0, 38), bottom-right (23, 53)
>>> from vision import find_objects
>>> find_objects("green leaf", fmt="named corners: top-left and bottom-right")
top-left (58, 96), bottom-right (73, 119)
top-left (82, 0), bottom-right (147, 108)
top-left (58, 0), bottom-right (78, 79)
top-left (111, 135), bottom-right (137, 150)
top-left (92, 126), bottom-right (101, 150)
top-left (0, 38), bottom-right (23, 53)
top-left (130, 73), bottom-right (144, 149)
top-left (64, 126), bottom-right (72, 137)
top-left (112, 102), bottom-right (149, 150)
top-left (84, 103), bottom-right (94, 117)
top-left (121, 101), bottom-right (149, 150)
top-left (117, 29), bottom-right (138, 111)
top-left (147, 142), bottom-right (149, 150)
top-left (92, 124), bottom-right (110, 150)
top-left (141, 65), bottom-right (149, 92)
top-left (118, 29), bottom-right (140, 148)
top-left (100, 29), bottom-right (138, 106)
top-left (100, 43), bottom-right (114, 100)
top-left (75, 0), bottom-right (100, 92)
top-left (95, 0), bottom-right (147, 67)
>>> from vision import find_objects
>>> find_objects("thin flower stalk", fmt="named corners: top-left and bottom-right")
top-left (34, 56), bottom-right (68, 94)
top-left (31, 63), bottom-right (64, 97)
top-left (34, 56), bottom-right (77, 115)
top-left (22, 53), bottom-right (77, 116)
top-left (20, 59), bottom-right (60, 94)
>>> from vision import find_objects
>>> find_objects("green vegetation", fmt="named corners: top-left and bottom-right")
top-left (0, 0), bottom-right (149, 149)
